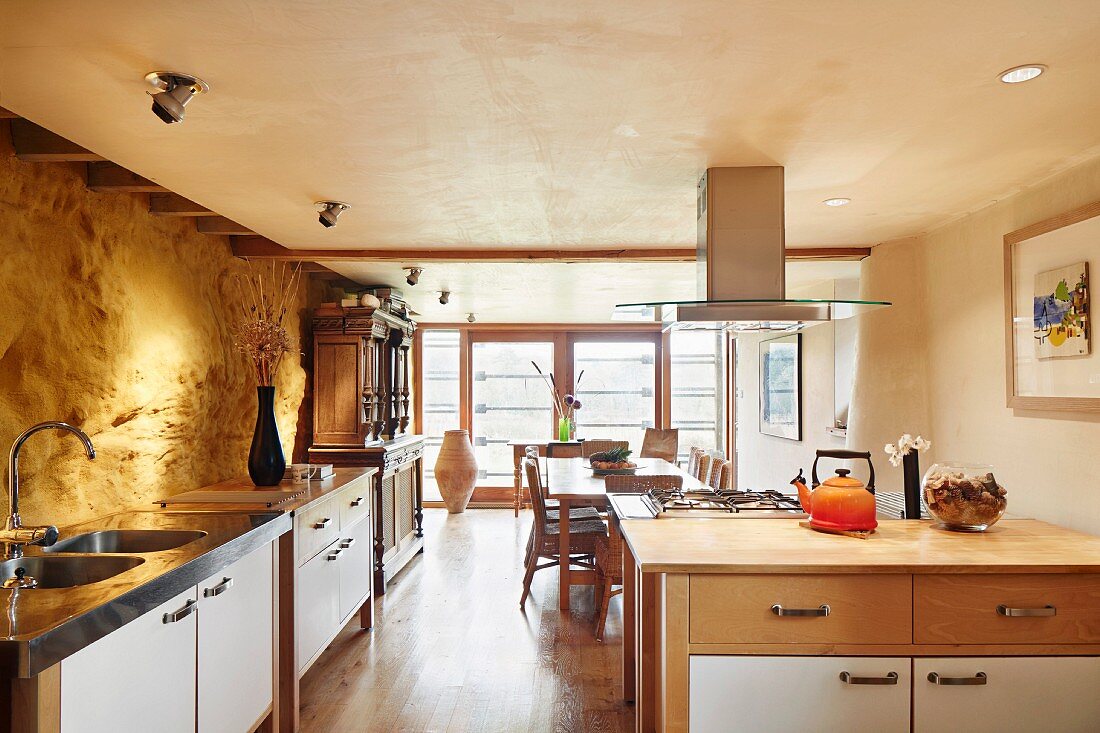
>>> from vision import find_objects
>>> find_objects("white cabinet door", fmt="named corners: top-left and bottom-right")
top-left (690, 656), bottom-right (911, 733)
top-left (61, 587), bottom-right (197, 733)
top-left (297, 536), bottom-right (341, 671)
top-left (914, 657), bottom-right (1100, 733)
top-left (338, 517), bottom-right (373, 621)
top-left (198, 542), bottom-right (274, 733)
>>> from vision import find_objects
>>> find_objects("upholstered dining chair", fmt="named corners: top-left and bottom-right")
top-left (639, 428), bottom-right (678, 463)
top-left (520, 458), bottom-right (607, 607)
top-left (593, 475), bottom-right (682, 641)
top-left (581, 439), bottom-right (629, 459)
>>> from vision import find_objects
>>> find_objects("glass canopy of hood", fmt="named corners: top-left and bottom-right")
top-left (612, 298), bottom-right (892, 332)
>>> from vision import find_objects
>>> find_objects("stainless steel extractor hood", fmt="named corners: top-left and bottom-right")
top-left (615, 166), bottom-right (890, 331)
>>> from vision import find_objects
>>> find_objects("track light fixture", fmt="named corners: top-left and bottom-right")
top-left (405, 268), bottom-right (423, 286)
top-left (438, 291), bottom-right (450, 305)
top-left (466, 313), bottom-right (476, 323)
top-left (315, 201), bottom-right (350, 228)
top-left (145, 72), bottom-right (210, 124)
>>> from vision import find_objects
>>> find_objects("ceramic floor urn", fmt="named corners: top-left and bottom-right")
top-left (435, 429), bottom-right (478, 513)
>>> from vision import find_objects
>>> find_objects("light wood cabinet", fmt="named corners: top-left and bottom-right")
top-left (689, 656), bottom-right (911, 733)
top-left (197, 543), bottom-right (274, 733)
top-left (61, 588), bottom-right (198, 733)
top-left (913, 657), bottom-right (1100, 732)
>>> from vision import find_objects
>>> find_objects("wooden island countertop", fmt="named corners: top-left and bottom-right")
top-left (619, 518), bottom-right (1100, 575)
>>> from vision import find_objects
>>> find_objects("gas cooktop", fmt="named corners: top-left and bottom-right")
top-left (609, 487), bottom-right (807, 520)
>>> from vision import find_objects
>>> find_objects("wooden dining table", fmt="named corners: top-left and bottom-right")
top-left (544, 457), bottom-right (703, 611)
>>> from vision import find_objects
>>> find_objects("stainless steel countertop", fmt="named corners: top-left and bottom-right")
top-left (0, 508), bottom-right (291, 678)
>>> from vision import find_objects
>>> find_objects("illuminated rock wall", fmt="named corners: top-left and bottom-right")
top-left (0, 132), bottom-right (307, 525)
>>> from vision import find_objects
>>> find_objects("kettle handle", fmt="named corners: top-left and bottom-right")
top-left (811, 449), bottom-right (875, 492)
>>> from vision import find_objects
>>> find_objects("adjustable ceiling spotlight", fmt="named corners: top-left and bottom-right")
top-left (438, 290), bottom-right (451, 305)
top-left (145, 72), bottom-right (210, 124)
top-left (405, 267), bottom-right (423, 286)
top-left (466, 313), bottom-right (476, 323)
top-left (315, 201), bottom-right (350, 228)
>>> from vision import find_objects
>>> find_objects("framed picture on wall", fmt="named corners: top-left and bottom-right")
top-left (1004, 201), bottom-right (1100, 411)
top-left (759, 333), bottom-right (802, 440)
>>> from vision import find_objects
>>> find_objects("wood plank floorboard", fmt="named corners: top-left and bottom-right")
top-left (299, 508), bottom-right (634, 733)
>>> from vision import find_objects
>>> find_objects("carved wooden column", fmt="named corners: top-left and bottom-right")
top-left (398, 340), bottom-right (411, 434)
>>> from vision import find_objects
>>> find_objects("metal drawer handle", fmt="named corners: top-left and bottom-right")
top-left (927, 672), bottom-right (987, 686)
top-left (771, 604), bottom-right (830, 617)
top-left (327, 548), bottom-right (343, 561)
top-left (313, 517), bottom-right (332, 529)
top-left (340, 538), bottom-right (355, 549)
top-left (839, 671), bottom-right (898, 686)
top-left (350, 497), bottom-right (365, 507)
top-left (163, 599), bottom-right (197, 624)
top-left (203, 577), bottom-right (233, 598)
top-left (997, 604), bottom-right (1056, 617)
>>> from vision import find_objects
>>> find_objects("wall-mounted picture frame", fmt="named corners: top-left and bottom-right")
top-left (1004, 201), bottom-right (1100, 411)
top-left (759, 333), bottom-right (802, 440)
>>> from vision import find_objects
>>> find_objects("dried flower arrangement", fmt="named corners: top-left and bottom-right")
top-left (884, 434), bottom-right (931, 467)
top-left (232, 261), bottom-right (302, 386)
top-left (531, 361), bottom-right (584, 422)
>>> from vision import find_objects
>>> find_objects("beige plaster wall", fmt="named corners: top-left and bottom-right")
top-left (0, 130), bottom-right (307, 526)
top-left (852, 156), bottom-right (1100, 533)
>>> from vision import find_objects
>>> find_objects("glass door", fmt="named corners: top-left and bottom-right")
top-left (470, 339), bottom-right (556, 487)
top-left (571, 336), bottom-right (658, 450)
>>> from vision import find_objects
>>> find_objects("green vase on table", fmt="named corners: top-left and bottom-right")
top-left (557, 417), bottom-right (572, 442)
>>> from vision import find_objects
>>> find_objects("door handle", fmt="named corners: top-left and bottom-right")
top-left (771, 604), bottom-right (830, 617)
top-left (340, 538), bottom-right (355, 549)
top-left (163, 599), bottom-right (198, 624)
top-left (327, 548), bottom-right (343, 561)
top-left (927, 672), bottom-right (988, 686)
top-left (350, 497), bottom-right (365, 507)
top-left (839, 671), bottom-right (899, 686)
top-left (996, 604), bottom-right (1056, 617)
top-left (203, 577), bottom-right (233, 598)
top-left (313, 517), bottom-right (332, 529)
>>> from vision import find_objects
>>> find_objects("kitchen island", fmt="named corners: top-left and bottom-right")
top-left (620, 518), bottom-right (1100, 732)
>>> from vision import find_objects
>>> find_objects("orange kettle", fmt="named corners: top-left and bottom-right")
top-left (791, 450), bottom-right (878, 532)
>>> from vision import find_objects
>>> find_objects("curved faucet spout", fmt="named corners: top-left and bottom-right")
top-left (6, 422), bottom-right (96, 532)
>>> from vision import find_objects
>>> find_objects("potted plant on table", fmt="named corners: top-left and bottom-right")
top-left (531, 362), bottom-right (584, 441)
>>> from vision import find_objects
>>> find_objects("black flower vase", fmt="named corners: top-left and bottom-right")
top-left (902, 451), bottom-right (921, 519)
top-left (248, 386), bottom-right (286, 486)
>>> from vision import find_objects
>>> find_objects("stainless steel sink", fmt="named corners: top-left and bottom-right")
top-left (45, 529), bottom-right (206, 554)
top-left (0, 556), bottom-right (144, 589)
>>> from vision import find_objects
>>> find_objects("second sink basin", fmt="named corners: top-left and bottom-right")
top-left (0, 556), bottom-right (144, 589)
top-left (45, 529), bottom-right (207, 554)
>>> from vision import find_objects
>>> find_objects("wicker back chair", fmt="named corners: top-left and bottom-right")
top-left (582, 439), bottom-right (629, 459)
top-left (639, 428), bottom-right (678, 463)
top-left (696, 453), bottom-right (715, 484)
top-left (603, 473), bottom-right (683, 495)
top-left (708, 459), bottom-right (732, 490)
top-left (520, 458), bottom-right (607, 607)
top-left (685, 446), bottom-right (705, 477)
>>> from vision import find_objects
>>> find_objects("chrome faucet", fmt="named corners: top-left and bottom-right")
top-left (2, 422), bottom-right (95, 562)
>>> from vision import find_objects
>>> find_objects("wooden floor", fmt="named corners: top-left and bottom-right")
top-left (299, 508), bottom-right (634, 732)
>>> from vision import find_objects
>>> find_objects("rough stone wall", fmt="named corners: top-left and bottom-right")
top-left (0, 128), bottom-right (307, 525)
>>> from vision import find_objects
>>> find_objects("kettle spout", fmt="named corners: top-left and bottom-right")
top-left (791, 468), bottom-right (812, 513)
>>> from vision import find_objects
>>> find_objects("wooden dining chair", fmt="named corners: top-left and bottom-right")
top-left (581, 439), bottom-right (629, 459)
top-left (593, 474), bottom-right (683, 641)
top-left (527, 445), bottom-right (601, 521)
top-left (639, 428), bottom-right (678, 463)
top-left (520, 458), bottom-right (607, 608)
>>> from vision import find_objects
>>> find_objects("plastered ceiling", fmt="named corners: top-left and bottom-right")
top-left (1, 1), bottom-right (1098, 252)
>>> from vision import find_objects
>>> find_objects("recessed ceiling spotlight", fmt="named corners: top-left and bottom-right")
top-left (466, 313), bottom-right (476, 323)
top-left (405, 267), bottom-right (423, 286)
top-left (315, 201), bottom-right (350, 228)
top-left (999, 64), bottom-right (1046, 84)
top-left (823, 197), bottom-right (851, 207)
top-left (145, 71), bottom-right (210, 124)
top-left (438, 290), bottom-right (451, 305)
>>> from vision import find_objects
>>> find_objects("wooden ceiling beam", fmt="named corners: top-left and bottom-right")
top-left (197, 217), bottom-right (255, 236)
top-left (231, 237), bottom-right (871, 263)
top-left (0, 107), bottom-right (19, 119)
top-left (148, 193), bottom-right (217, 217)
top-left (85, 162), bottom-right (167, 193)
top-left (10, 119), bottom-right (105, 162)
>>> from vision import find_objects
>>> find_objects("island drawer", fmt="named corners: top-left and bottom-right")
top-left (339, 483), bottom-right (371, 529)
top-left (689, 574), bottom-right (912, 645)
top-left (296, 494), bottom-right (341, 563)
top-left (914, 573), bottom-right (1100, 644)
